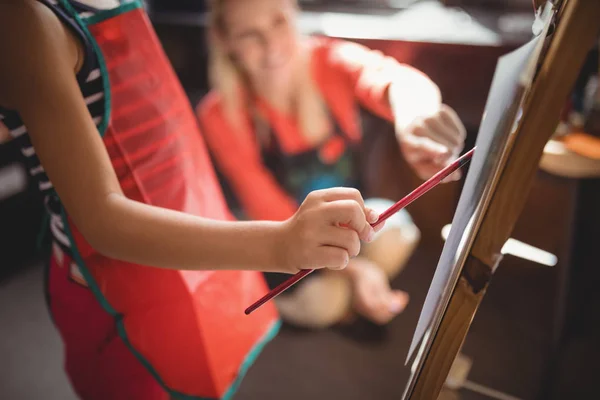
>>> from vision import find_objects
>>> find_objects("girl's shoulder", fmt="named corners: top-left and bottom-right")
top-left (0, 0), bottom-right (79, 108)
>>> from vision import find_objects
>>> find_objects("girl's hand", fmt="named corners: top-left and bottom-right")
top-left (396, 104), bottom-right (466, 182)
top-left (278, 188), bottom-right (383, 273)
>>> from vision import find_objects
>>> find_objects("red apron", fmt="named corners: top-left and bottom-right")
top-left (52, 1), bottom-right (279, 399)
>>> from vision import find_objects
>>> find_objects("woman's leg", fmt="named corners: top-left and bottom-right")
top-left (361, 198), bottom-right (421, 280)
top-left (274, 270), bottom-right (353, 329)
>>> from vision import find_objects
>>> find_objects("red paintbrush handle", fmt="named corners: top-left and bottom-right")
top-left (373, 147), bottom-right (475, 228)
top-left (244, 269), bottom-right (314, 315)
top-left (245, 147), bottom-right (476, 315)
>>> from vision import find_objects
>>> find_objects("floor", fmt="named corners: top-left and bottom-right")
top-left (0, 238), bottom-right (576, 400)
top-left (235, 247), bottom-right (555, 400)
top-left (0, 261), bottom-right (78, 400)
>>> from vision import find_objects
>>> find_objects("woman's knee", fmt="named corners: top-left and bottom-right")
top-left (362, 198), bottom-right (421, 278)
top-left (274, 272), bottom-right (352, 329)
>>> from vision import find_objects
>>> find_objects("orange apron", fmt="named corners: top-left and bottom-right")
top-left (54, 1), bottom-right (279, 398)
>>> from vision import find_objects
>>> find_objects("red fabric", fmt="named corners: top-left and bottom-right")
top-left (56, 7), bottom-right (278, 399)
top-left (197, 36), bottom-right (432, 222)
top-left (48, 250), bottom-right (169, 400)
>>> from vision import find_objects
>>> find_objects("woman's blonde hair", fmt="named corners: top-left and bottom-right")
top-left (208, 0), bottom-right (328, 144)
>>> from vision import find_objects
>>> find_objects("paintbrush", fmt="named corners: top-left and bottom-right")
top-left (245, 147), bottom-right (476, 315)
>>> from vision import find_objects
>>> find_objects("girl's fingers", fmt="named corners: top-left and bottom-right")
top-left (317, 226), bottom-right (361, 258)
top-left (318, 187), bottom-right (365, 209)
top-left (313, 246), bottom-right (350, 270)
top-left (324, 200), bottom-right (374, 242)
top-left (365, 207), bottom-right (380, 224)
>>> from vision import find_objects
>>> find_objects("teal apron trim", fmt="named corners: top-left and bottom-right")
top-left (81, 0), bottom-right (143, 26)
top-left (58, 208), bottom-right (119, 314)
top-left (58, 0), bottom-right (115, 138)
top-left (59, 206), bottom-right (280, 399)
top-left (35, 212), bottom-right (51, 252)
top-left (220, 320), bottom-right (281, 400)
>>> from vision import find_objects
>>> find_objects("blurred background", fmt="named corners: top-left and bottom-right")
top-left (2, 0), bottom-right (600, 399)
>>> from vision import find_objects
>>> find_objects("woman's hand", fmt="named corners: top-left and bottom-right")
top-left (346, 257), bottom-right (409, 325)
top-left (278, 188), bottom-right (384, 274)
top-left (396, 104), bottom-right (466, 182)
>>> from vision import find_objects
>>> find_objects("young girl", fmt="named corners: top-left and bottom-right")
top-left (0, 1), bottom-right (382, 399)
top-left (197, 0), bottom-right (466, 328)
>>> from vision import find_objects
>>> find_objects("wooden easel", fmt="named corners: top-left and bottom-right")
top-left (402, 1), bottom-right (600, 399)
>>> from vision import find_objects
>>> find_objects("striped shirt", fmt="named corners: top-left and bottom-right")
top-left (0, 0), bottom-right (104, 255)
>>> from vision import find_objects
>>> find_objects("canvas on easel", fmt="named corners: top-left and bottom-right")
top-left (402, 1), bottom-right (600, 398)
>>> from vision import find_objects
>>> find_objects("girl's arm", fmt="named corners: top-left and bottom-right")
top-left (0, 1), bottom-right (377, 274)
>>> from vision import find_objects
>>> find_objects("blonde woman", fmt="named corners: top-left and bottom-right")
top-left (197, 0), bottom-right (466, 329)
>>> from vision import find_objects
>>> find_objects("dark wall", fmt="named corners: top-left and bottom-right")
top-left (0, 140), bottom-right (44, 282)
